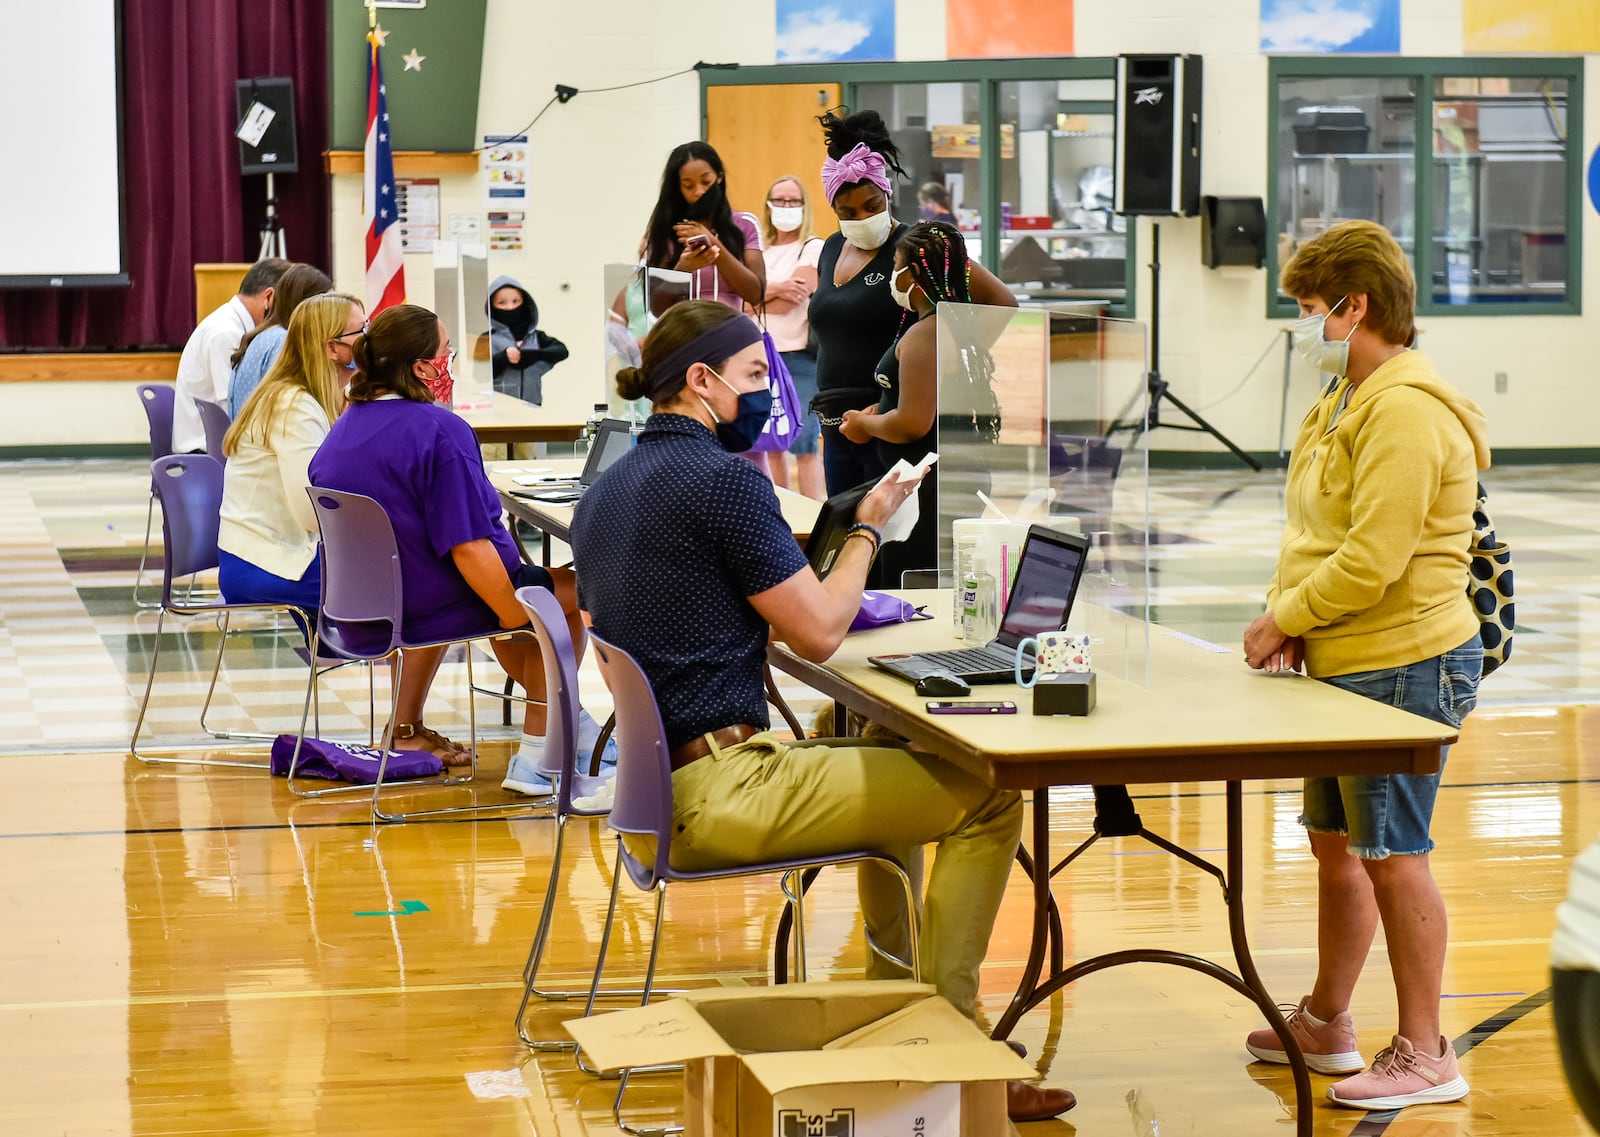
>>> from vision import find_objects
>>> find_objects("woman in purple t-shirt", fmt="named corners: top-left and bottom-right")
top-left (309, 305), bottom-right (610, 789)
top-left (642, 141), bottom-right (765, 311)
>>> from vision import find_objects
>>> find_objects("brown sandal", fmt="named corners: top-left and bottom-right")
top-left (393, 722), bottom-right (473, 765)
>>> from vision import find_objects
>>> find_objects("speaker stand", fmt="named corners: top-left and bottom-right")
top-left (257, 172), bottom-right (287, 260)
top-left (1107, 222), bottom-right (1261, 471)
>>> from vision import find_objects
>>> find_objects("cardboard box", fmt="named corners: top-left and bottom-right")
top-left (566, 981), bottom-right (1035, 1137)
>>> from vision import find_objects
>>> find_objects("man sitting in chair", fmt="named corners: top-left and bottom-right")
top-left (570, 300), bottom-right (1072, 1123)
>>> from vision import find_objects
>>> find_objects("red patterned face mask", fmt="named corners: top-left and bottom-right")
top-left (419, 350), bottom-right (455, 405)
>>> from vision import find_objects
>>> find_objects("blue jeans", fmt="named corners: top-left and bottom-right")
top-left (820, 424), bottom-right (887, 497)
top-left (781, 351), bottom-right (821, 456)
top-left (1301, 634), bottom-right (1483, 858)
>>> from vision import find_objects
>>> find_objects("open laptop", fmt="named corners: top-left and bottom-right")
top-left (509, 418), bottom-right (633, 504)
top-left (869, 525), bottom-right (1092, 685)
top-left (804, 478), bottom-right (878, 579)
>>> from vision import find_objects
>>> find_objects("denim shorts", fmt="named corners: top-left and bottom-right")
top-left (1301, 634), bottom-right (1483, 859)
top-left (781, 351), bottom-right (821, 456)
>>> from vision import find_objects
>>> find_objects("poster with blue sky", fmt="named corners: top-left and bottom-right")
top-left (776, 0), bottom-right (895, 63)
top-left (1261, 0), bottom-right (1400, 53)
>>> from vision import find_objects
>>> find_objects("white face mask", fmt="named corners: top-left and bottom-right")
top-left (1291, 295), bottom-right (1357, 376)
top-left (889, 265), bottom-right (916, 311)
top-left (837, 209), bottom-right (895, 250)
top-left (770, 206), bottom-right (804, 233)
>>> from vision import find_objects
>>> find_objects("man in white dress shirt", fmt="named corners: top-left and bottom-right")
top-left (171, 258), bottom-right (289, 452)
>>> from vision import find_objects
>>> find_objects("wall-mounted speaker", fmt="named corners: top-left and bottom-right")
top-left (1201, 196), bottom-right (1267, 268)
top-left (235, 77), bottom-right (299, 176)
top-left (1114, 54), bottom-right (1202, 217)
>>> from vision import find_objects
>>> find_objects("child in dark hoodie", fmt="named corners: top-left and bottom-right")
top-left (487, 276), bottom-right (568, 405)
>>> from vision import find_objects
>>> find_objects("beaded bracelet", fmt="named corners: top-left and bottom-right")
top-left (846, 522), bottom-right (884, 546)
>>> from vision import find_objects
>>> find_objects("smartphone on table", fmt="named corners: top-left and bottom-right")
top-left (926, 701), bottom-right (1017, 715)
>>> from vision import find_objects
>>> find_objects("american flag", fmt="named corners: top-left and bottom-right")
top-left (363, 29), bottom-right (404, 314)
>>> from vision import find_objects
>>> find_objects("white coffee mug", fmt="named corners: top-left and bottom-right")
top-left (1014, 631), bottom-right (1093, 688)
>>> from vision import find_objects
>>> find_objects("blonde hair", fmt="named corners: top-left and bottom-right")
top-left (1280, 220), bottom-right (1416, 347)
top-left (223, 293), bottom-right (364, 457)
top-left (760, 175), bottom-right (813, 248)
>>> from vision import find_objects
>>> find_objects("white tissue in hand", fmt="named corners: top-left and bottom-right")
top-left (875, 454), bottom-right (938, 545)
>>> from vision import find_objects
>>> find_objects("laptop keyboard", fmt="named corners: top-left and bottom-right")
top-left (918, 646), bottom-right (1019, 673)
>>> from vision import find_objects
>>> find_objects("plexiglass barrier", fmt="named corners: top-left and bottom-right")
top-left (432, 240), bottom-right (494, 411)
top-left (602, 263), bottom-right (700, 423)
top-left (936, 302), bottom-right (1151, 685)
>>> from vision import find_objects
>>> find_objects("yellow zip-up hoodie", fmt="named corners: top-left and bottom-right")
top-left (1268, 349), bottom-right (1490, 678)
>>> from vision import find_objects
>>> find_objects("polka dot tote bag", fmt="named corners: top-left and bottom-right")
top-left (1468, 482), bottom-right (1514, 677)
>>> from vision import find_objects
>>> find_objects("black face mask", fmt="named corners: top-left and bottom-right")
top-left (496, 301), bottom-right (534, 341)
top-left (682, 181), bottom-right (726, 223)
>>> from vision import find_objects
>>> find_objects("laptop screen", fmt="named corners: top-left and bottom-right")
top-left (581, 419), bottom-right (635, 485)
top-left (995, 527), bottom-right (1091, 647)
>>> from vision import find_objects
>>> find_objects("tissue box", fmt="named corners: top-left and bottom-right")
top-left (1032, 672), bottom-right (1096, 716)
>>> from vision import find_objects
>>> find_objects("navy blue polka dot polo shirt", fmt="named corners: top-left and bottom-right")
top-left (571, 414), bottom-right (809, 751)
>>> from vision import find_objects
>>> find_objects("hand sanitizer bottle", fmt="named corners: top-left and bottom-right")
top-left (961, 555), bottom-right (998, 646)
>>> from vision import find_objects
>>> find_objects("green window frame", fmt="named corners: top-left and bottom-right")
top-left (1267, 56), bottom-right (1584, 318)
top-left (700, 58), bottom-right (1136, 317)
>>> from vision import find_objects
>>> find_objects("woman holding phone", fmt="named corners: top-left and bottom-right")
top-left (642, 141), bottom-right (765, 311)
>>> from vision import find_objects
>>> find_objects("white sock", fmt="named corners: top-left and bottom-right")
top-left (1301, 1005), bottom-right (1330, 1028)
top-left (516, 732), bottom-right (545, 763)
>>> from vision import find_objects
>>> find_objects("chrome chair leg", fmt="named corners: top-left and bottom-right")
top-left (133, 493), bottom-right (160, 609)
top-left (611, 881), bottom-right (683, 1137)
top-left (128, 609), bottom-right (168, 762)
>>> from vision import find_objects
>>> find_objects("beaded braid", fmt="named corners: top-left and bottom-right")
top-left (896, 221), bottom-right (1001, 443)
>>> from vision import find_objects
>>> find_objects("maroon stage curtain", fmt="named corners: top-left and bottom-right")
top-left (0, 0), bottom-right (330, 351)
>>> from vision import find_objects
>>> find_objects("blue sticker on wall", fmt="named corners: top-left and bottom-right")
top-left (1589, 145), bottom-right (1600, 216)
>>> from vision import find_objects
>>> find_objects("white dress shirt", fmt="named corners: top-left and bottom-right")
top-left (217, 389), bottom-right (331, 581)
top-left (173, 295), bottom-right (254, 453)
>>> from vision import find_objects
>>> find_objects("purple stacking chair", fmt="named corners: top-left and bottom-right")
top-left (294, 487), bottom-right (539, 823)
top-left (511, 585), bottom-right (662, 1052)
top-left (581, 633), bottom-right (920, 1136)
top-left (133, 384), bottom-right (177, 608)
top-left (129, 455), bottom-right (318, 767)
top-left (196, 399), bottom-right (231, 468)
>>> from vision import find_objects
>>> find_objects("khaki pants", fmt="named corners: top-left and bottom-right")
top-left (649, 731), bottom-right (1022, 1017)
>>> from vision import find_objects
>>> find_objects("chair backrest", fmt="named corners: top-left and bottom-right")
top-left (150, 454), bottom-right (223, 601)
top-left (196, 399), bottom-right (231, 467)
top-left (306, 487), bottom-right (405, 660)
top-left (137, 384), bottom-right (176, 463)
top-left (514, 585), bottom-right (581, 805)
top-left (588, 633), bottom-right (675, 885)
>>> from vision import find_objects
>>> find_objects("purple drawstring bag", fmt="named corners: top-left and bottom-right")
top-left (849, 591), bottom-right (931, 632)
top-left (270, 734), bottom-right (444, 783)
top-left (751, 332), bottom-right (803, 453)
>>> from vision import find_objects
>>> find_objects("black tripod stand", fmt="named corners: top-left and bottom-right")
top-left (257, 172), bottom-right (287, 260)
top-left (1107, 222), bottom-right (1260, 471)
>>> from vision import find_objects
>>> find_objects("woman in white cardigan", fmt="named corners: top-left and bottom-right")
top-left (217, 292), bottom-right (365, 617)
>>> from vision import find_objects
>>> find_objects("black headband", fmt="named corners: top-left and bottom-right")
top-left (648, 314), bottom-right (763, 400)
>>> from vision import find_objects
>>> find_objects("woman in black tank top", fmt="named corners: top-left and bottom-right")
top-left (839, 221), bottom-right (1012, 585)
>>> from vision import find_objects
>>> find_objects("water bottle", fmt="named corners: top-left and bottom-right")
top-left (961, 555), bottom-right (998, 646)
top-left (578, 403), bottom-right (607, 455)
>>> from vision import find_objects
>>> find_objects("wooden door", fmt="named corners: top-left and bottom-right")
top-left (706, 82), bottom-right (842, 239)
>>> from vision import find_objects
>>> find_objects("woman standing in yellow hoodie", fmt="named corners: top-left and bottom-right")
top-left (1239, 221), bottom-right (1490, 1111)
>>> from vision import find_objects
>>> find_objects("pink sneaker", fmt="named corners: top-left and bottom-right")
top-left (1245, 997), bottom-right (1365, 1075)
top-left (1327, 1035), bottom-right (1469, 1109)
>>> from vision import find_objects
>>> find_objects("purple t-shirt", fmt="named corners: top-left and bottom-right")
top-left (689, 212), bottom-right (762, 309)
top-left (309, 398), bottom-right (517, 643)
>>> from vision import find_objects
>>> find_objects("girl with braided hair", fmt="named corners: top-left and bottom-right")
top-left (840, 220), bottom-right (1014, 583)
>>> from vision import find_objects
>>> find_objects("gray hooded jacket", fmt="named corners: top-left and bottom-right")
top-left (487, 275), bottom-right (568, 405)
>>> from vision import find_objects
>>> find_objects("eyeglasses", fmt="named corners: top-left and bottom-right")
top-left (767, 198), bottom-right (804, 209)
top-left (331, 326), bottom-right (367, 342)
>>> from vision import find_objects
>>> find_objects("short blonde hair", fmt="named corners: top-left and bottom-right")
top-left (760, 175), bottom-right (812, 248)
top-left (1280, 220), bottom-right (1415, 347)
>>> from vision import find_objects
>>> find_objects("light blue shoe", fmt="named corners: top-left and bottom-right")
top-left (501, 743), bottom-right (553, 796)
top-left (575, 708), bottom-right (619, 771)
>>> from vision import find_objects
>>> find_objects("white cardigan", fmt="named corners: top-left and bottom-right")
top-left (217, 390), bottom-right (332, 581)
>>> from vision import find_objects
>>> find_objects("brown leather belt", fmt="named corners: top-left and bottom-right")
top-left (669, 724), bottom-right (762, 771)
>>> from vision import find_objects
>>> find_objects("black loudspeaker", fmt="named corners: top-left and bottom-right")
top-left (1114, 54), bottom-right (1202, 217)
top-left (1201, 195), bottom-right (1266, 268)
top-left (235, 77), bottom-right (299, 175)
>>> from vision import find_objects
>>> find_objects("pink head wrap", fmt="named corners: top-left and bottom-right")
top-left (821, 142), bottom-right (892, 204)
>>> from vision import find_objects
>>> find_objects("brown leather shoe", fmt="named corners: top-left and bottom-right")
top-left (1007, 1080), bottom-right (1075, 1121)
